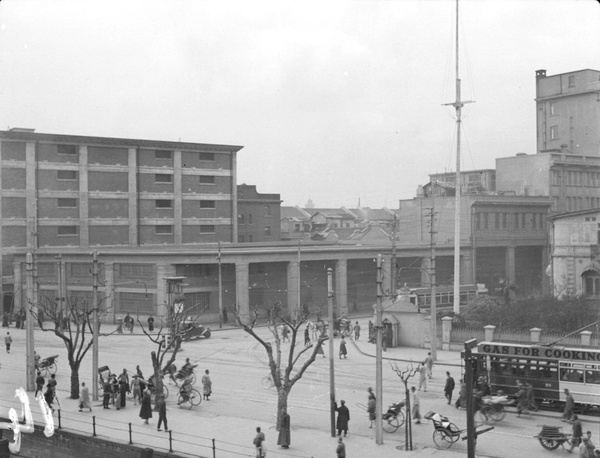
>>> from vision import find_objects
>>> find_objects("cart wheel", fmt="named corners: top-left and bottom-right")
top-left (446, 422), bottom-right (461, 443)
top-left (538, 438), bottom-right (560, 451)
top-left (203, 330), bottom-right (211, 339)
top-left (396, 410), bottom-right (405, 427)
top-left (382, 415), bottom-right (400, 433)
top-left (48, 362), bottom-right (57, 375)
top-left (190, 389), bottom-right (202, 406)
top-left (433, 430), bottom-right (454, 449)
top-left (488, 407), bottom-right (505, 423)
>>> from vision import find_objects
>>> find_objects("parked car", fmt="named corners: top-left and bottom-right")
top-left (179, 323), bottom-right (211, 341)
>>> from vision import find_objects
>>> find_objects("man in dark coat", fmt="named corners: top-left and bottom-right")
top-left (444, 371), bottom-right (455, 404)
top-left (335, 400), bottom-right (350, 437)
top-left (277, 412), bottom-right (290, 448)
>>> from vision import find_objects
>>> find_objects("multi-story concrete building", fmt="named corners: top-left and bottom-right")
top-left (549, 209), bottom-right (600, 297)
top-left (535, 68), bottom-right (600, 156)
top-left (0, 128), bottom-right (243, 310)
top-left (237, 184), bottom-right (282, 243)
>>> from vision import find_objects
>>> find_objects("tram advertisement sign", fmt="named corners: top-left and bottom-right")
top-left (478, 342), bottom-right (600, 362)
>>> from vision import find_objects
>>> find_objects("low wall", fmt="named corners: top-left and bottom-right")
top-left (0, 421), bottom-right (193, 458)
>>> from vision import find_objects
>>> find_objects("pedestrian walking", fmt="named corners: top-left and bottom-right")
top-left (580, 436), bottom-right (591, 458)
top-left (425, 352), bottom-right (434, 379)
top-left (147, 316), bottom-right (154, 332)
top-left (367, 386), bottom-right (375, 400)
top-left (253, 426), bottom-right (266, 458)
top-left (201, 369), bottom-right (212, 400)
top-left (444, 371), bottom-right (455, 404)
top-left (515, 382), bottom-right (527, 417)
top-left (281, 325), bottom-right (290, 342)
top-left (339, 336), bottom-right (347, 359)
top-left (417, 362), bottom-right (427, 391)
top-left (411, 386), bottom-right (421, 424)
top-left (5, 331), bottom-right (12, 353)
top-left (117, 378), bottom-right (127, 410)
top-left (562, 388), bottom-right (575, 421)
top-left (474, 390), bottom-right (487, 425)
top-left (367, 395), bottom-right (376, 428)
top-left (335, 400), bottom-right (350, 436)
top-left (44, 384), bottom-right (55, 411)
top-left (132, 375), bottom-right (142, 405)
top-left (102, 379), bottom-right (111, 409)
top-left (525, 382), bottom-right (538, 411)
top-left (156, 394), bottom-right (168, 431)
top-left (35, 371), bottom-right (45, 397)
top-left (277, 412), bottom-right (290, 449)
top-left (139, 389), bottom-right (153, 424)
top-left (354, 322), bottom-right (361, 340)
top-left (79, 382), bottom-right (92, 412)
top-left (47, 373), bottom-right (57, 394)
top-left (382, 325), bottom-right (389, 352)
top-left (569, 415), bottom-right (583, 452)
top-left (368, 320), bottom-right (374, 343)
top-left (316, 341), bottom-right (325, 358)
top-left (455, 379), bottom-right (466, 409)
top-left (585, 431), bottom-right (597, 456)
top-left (110, 373), bottom-right (119, 406)
top-left (304, 325), bottom-right (310, 346)
top-left (336, 437), bottom-right (346, 458)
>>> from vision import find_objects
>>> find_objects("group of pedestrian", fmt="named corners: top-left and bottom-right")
top-left (44, 374), bottom-right (58, 411)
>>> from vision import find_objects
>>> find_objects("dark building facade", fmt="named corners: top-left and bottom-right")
top-left (236, 184), bottom-right (282, 243)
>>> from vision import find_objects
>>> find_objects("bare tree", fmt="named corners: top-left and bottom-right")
top-left (30, 294), bottom-right (112, 399)
top-left (233, 301), bottom-right (328, 430)
top-left (390, 361), bottom-right (419, 451)
top-left (136, 302), bottom-right (206, 405)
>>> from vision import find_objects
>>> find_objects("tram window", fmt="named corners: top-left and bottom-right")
top-left (561, 368), bottom-right (584, 383)
top-left (585, 370), bottom-right (600, 385)
top-left (541, 365), bottom-right (557, 378)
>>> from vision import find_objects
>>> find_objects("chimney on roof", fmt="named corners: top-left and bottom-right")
top-left (536, 69), bottom-right (547, 79)
top-left (9, 127), bottom-right (36, 133)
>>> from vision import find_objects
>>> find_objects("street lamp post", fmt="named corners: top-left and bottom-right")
top-left (327, 268), bottom-right (336, 437)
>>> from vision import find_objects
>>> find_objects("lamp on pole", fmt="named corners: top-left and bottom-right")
top-left (327, 268), bottom-right (336, 437)
top-left (25, 253), bottom-right (35, 391)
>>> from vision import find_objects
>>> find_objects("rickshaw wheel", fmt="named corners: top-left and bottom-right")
top-left (433, 430), bottom-right (454, 449)
top-left (538, 438), bottom-right (560, 451)
top-left (396, 410), bottom-right (405, 427)
top-left (382, 415), bottom-right (399, 433)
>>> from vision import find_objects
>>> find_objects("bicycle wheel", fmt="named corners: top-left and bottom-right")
top-left (433, 430), bottom-right (454, 449)
top-left (261, 376), bottom-right (273, 389)
top-left (190, 389), bottom-right (202, 406)
top-left (382, 415), bottom-right (399, 433)
top-left (177, 394), bottom-right (190, 409)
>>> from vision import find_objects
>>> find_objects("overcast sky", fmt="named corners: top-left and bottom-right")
top-left (1, 0), bottom-right (599, 208)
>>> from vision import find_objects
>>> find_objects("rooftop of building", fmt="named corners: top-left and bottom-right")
top-left (0, 128), bottom-right (244, 153)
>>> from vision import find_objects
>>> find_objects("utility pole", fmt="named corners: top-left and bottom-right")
top-left (297, 240), bottom-right (302, 317)
top-left (218, 241), bottom-right (223, 329)
top-left (91, 251), bottom-right (99, 401)
top-left (327, 268), bottom-right (336, 437)
top-left (429, 203), bottom-right (438, 361)
top-left (375, 254), bottom-right (383, 445)
top-left (464, 338), bottom-right (478, 458)
top-left (25, 253), bottom-right (35, 391)
top-left (390, 214), bottom-right (398, 296)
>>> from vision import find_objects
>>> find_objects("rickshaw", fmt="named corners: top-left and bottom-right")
top-left (37, 355), bottom-right (59, 376)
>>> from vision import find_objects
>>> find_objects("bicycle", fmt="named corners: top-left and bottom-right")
top-left (177, 387), bottom-right (201, 409)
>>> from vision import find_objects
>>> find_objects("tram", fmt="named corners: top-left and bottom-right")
top-left (472, 341), bottom-right (600, 411)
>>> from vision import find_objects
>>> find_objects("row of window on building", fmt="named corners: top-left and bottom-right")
top-left (474, 212), bottom-right (547, 231)
top-left (237, 207), bottom-right (272, 224)
top-left (53, 198), bottom-right (219, 209)
top-left (552, 170), bottom-right (600, 187)
top-left (54, 171), bottom-right (218, 184)
top-left (45, 225), bottom-right (218, 237)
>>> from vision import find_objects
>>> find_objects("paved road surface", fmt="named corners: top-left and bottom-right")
top-left (0, 320), bottom-right (597, 457)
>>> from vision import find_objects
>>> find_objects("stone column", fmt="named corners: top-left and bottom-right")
top-left (505, 245), bottom-right (516, 283)
top-left (484, 325), bottom-right (496, 342)
top-left (25, 141), bottom-right (37, 249)
top-left (173, 150), bottom-right (182, 245)
top-left (156, 264), bottom-right (177, 321)
top-left (442, 316), bottom-right (453, 350)
top-left (103, 262), bottom-right (115, 324)
top-left (128, 148), bottom-right (138, 246)
top-left (336, 259), bottom-right (348, 316)
top-left (530, 327), bottom-right (542, 343)
top-left (287, 260), bottom-right (300, 318)
top-left (580, 330), bottom-right (592, 347)
top-left (78, 145), bottom-right (89, 248)
top-left (235, 262), bottom-right (250, 323)
top-left (14, 261), bottom-right (22, 312)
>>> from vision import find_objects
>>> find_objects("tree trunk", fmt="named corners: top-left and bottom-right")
top-left (69, 364), bottom-right (81, 399)
top-left (276, 386), bottom-right (290, 431)
top-left (150, 351), bottom-right (165, 410)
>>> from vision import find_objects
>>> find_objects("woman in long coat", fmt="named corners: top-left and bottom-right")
top-left (79, 382), bottom-right (92, 412)
top-left (335, 400), bottom-right (350, 436)
top-left (455, 379), bottom-right (467, 409)
top-left (139, 390), bottom-right (153, 424)
top-left (201, 369), bottom-right (212, 400)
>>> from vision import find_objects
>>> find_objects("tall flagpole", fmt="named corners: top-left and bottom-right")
top-left (443, 0), bottom-right (474, 314)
